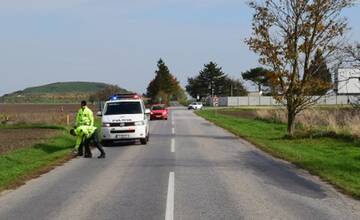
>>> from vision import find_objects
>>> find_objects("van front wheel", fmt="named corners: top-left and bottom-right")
top-left (140, 138), bottom-right (147, 145)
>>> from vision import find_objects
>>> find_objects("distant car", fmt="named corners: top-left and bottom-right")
top-left (150, 104), bottom-right (168, 120)
top-left (188, 102), bottom-right (203, 110)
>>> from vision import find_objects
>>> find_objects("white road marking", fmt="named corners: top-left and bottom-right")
top-left (172, 127), bottom-right (175, 134)
top-left (165, 172), bottom-right (175, 220)
top-left (171, 139), bottom-right (175, 153)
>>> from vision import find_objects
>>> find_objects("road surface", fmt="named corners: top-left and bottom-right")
top-left (1, 107), bottom-right (360, 220)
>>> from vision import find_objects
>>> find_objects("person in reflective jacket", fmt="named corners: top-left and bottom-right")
top-left (74, 100), bottom-right (94, 156)
top-left (75, 100), bottom-right (94, 127)
top-left (70, 125), bottom-right (106, 159)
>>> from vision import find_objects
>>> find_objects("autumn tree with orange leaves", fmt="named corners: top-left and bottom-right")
top-left (246, 0), bottom-right (354, 136)
top-left (146, 59), bottom-right (186, 104)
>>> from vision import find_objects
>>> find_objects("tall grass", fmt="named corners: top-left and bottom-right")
top-left (254, 108), bottom-right (360, 138)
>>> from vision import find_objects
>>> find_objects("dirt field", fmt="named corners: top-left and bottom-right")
top-left (0, 104), bottom-right (100, 155)
top-left (0, 104), bottom-right (98, 125)
top-left (0, 128), bottom-right (61, 154)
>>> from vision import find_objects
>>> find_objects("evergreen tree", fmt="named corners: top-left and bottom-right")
top-left (186, 77), bottom-right (205, 100)
top-left (223, 78), bottom-right (248, 96)
top-left (186, 62), bottom-right (247, 99)
top-left (198, 62), bottom-right (227, 96)
top-left (308, 49), bottom-right (332, 95)
top-left (186, 62), bottom-right (226, 99)
top-left (241, 67), bottom-right (270, 93)
top-left (146, 59), bottom-right (186, 104)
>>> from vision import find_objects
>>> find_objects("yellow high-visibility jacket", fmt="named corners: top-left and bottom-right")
top-left (75, 106), bottom-right (94, 127)
top-left (73, 125), bottom-right (97, 149)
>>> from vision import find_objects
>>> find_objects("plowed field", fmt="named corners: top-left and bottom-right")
top-left (0, 128), bottom-right (60, 154)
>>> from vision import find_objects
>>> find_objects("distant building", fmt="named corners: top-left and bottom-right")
top-left (336, 68), bottom-right (360, 95)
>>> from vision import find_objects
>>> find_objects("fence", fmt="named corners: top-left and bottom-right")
top-left (218, 95), bottom-right (359, 107)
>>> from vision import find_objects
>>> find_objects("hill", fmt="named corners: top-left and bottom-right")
top-left (22, 82), bottom-right (109, 94)
top-left (1, 81), bottom-right (129, 103)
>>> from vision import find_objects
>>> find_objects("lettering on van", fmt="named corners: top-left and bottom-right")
top-left (112, 119), bottom-right (132, 122)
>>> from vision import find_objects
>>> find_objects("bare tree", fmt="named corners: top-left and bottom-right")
top-left (89, 85), bottom-right (129, 102)
top-left (343, 42), bottom-right (360, 107)
top-left (246, 0), bottom-right (354, 136)
top-left (344, 42), bottom-right (360, 65)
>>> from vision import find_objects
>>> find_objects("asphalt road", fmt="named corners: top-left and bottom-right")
top-left (1, 107), bottom-right (360, 220)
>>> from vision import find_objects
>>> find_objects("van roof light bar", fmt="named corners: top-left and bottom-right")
top-left (108, 93), bottom-right (141, 101)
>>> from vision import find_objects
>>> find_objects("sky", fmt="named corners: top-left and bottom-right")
top-left (0, 0), bottom-right (359, 95)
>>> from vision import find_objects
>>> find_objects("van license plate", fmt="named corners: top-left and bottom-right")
top-left (116, 134), bottom-right (130, 138)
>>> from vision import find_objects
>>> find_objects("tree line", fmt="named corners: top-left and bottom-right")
top-left (145, 46), bottom-right (333, 106)
top-left (186, 62), bottom-right (247, 100)
top-left (96, 0), bottom-right (357, 137)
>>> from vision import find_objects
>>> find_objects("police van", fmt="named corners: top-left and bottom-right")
top-left (97, 94), bottom-right (150, 145)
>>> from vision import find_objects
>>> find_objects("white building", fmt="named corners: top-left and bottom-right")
top-left (336, 68), bottom-right (360, 95)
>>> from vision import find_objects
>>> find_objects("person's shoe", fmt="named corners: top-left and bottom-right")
top-left (97, 154), bottom-right (106, 159)
top-left (77, 150), bottom-right (83, 156)
top-left (84, 154), bottom-right (92, 158)
top-left (71, 149), bottom-right (79, 157)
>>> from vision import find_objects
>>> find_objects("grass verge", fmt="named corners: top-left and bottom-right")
top-left (0, 126), bottom-right (74, 192)
top-left (196, 110), bottom-right (360, 198)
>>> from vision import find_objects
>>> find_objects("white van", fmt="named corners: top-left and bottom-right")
top-left (97, 94), bottom-right (150, 145)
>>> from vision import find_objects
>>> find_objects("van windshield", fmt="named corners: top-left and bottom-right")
top-left (104, 102), bottom-right (142, 115)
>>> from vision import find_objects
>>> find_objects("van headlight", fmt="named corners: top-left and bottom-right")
top-left (134, 121), bottom-right (145, 126)
top-left (102, 123), bottom-right (111, 127)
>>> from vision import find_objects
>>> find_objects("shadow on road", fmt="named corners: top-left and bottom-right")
top-left (239, 151), bottom-right (327, 199)
top-left (102, 140), bottom-right (138, 148)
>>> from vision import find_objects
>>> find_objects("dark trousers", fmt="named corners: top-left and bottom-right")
top-left (83, 129), bottom-right (105, 156)
top-left (78, 136), bottom-right (86, 155)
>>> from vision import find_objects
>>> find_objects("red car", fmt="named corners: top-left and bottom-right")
top-left (150, 104), bottom-right (168, 120)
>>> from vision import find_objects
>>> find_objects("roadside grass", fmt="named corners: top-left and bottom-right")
top-left (0, 118), bottom-right (102, 191)
top-left (196, 110), bottom-right (360, 198)
top-left (0, 125), bottom-right (74, 191)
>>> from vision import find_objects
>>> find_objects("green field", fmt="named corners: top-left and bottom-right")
top-left (0, 125), bottom-right (74, 191)
top-left (196, 109), bottom-right (360, 198)
top-left (0, 117), bottom-right (103, 191)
